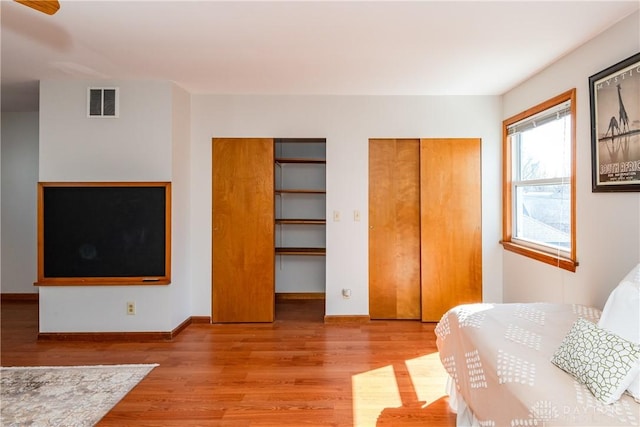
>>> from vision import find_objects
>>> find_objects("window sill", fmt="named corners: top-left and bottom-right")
top-left (501, 241), bottom-right (578, 272)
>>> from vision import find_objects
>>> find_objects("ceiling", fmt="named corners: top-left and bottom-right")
top-left (2, 0), bottom-right (639, 112)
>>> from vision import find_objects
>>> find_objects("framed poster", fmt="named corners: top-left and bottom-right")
top-left (589, 52), bottom-right (640, 192)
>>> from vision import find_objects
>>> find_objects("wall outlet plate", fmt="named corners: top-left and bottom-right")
top-left (126, 301), bottom-right (136, 315)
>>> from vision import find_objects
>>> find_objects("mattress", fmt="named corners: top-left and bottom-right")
top-left (435, 303), bottom-right (640, 426)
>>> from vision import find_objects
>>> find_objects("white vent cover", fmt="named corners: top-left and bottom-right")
top-left (87, 87), bottom-right (119, 118)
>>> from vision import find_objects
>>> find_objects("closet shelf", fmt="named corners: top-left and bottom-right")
top-left (275, 218), bottom-right (326, 225)
top-left (275, 158), bottom-right (326, 165)
top-left (275, 189), bottom-right (326, 194)
top-left (276, 247), bottom-right (326, 256)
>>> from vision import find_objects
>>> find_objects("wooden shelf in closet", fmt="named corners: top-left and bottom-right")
top-left (275, 219), bottom-right (326, 225)
top-left (275, 189), bottom-right (326, 195)
top-left (276, 247), bottom-right (326, 256)
top-left (275, 158), bottom-right (326, 165)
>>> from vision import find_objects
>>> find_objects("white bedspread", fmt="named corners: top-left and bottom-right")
top-left (435, 303), bottom-right (640, 426)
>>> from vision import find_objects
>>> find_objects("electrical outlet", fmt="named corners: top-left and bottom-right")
top-left (126, 301), bottom-right (136, 315)
top-left (342, 288), bottom-right (351, 299)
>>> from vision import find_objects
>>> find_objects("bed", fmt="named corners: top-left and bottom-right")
top-left (435, 266), bottom-right (640, 426)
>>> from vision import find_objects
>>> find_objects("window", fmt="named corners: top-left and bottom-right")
top-left (502, 89), bottom-right (577, 272)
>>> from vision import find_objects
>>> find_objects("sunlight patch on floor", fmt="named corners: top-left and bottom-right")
top-left (352, 365), bottom-right (402, 426)
top-left (405, 352), bottom-right (449, 405)
top-left (351, 353), bottom-right (448, 426)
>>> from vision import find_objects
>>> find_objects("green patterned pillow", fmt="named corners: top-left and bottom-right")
top-left (551, 317), bottom-right (640, 404)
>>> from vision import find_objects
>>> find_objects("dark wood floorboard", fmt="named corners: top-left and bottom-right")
top-left (1, 300), bottom-right (456, 426)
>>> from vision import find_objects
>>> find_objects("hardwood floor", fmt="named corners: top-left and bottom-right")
top-left (1, 299), bottom-right (457, 426)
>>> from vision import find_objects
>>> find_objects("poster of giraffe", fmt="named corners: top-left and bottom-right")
top-left (589, 52), bottom-right (640, 192)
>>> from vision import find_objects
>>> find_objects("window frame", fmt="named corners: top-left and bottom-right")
top-left (501, 89), bottom-right (578, 272)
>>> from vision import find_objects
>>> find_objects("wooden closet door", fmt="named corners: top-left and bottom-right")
top-left (212, 138), bottom-right (274, 322)
top-left (369, 139), bottom-right (421, 319)
top-left (420, 138), bottom-right (482, 322)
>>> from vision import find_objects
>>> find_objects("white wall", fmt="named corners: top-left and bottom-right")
top-left (169, 84), bottom-right (192, 328)
top-left (39, 81), bottom-right (173, 181)
top-left (1, 112), bottom-right (39, 294)
top-left (502, 11), bottom-right (640, 308)
top-left (190, 95), bottom-right (504, 317)
top-left (37, 80), bottom-right (187, 332)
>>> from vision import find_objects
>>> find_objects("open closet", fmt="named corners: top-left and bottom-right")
top-left (212, 138), bottom-right (326, 323)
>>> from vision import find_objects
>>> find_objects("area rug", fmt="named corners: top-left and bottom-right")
top-left (0, 364), bottom-right (158, 426)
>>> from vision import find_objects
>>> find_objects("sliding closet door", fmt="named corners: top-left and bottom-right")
top-left (420, 138), bottom-right (482, 322)
top-left (369, 139), bottom-right (421, 320)
top-left (212, 138), bottom-right (274, 322)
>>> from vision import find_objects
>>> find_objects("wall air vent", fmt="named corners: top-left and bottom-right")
top-left (87, 87), bottom-right (119, 118)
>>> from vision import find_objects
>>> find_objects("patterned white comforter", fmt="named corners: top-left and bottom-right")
top-left (435, 303), bottom-right (640, 426)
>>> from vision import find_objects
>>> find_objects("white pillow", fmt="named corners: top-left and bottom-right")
top-left (551, 317), bottom-right (640, 404)
top-left (598, 263), bottom-right (640, 400)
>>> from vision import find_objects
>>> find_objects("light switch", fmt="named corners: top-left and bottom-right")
top-left (333, 210), bottom-right (341, 222)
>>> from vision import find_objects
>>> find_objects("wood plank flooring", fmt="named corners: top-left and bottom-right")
top-left (1, 300), bottom-right (456, 427)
